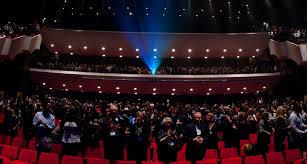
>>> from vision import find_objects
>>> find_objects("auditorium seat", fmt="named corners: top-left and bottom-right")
top-left (218, 141), bottom-right (225, 150)
top-left (284, 149), bottom-right (303, 163)
top-left (117, 160), bottom-right (137, 164)
top-left (221, 157), bottom-right (242, 164)
top-left (147, 149), bottom-right (158, 161)
top-left (248, 134), bottom-right (257, 145)
top-left (244, 155), bottom-right (265, 164)
top-left (268, 143), bottom-right (275, 153)
top-left (18, 148), bottom-right (37, 164)
top-left (50, 144), bottom-right (62, 154)
top-left (38, 152), bottom-right (59, 164)
top-left (239, 140), bottom-right (250, 156)
top-left (11, 138), bottom-right (26, 148)
top-left (177, 150), bottom-right (186, 161)
top-left (27, 139), bottom-right (37, 150)
top-left (61, 155), bottom-right (83, 164)
top-left (204, 149), bottom-right (218, 159)
top-left (266, 152), bottom-right (286, 164)
top-left (2, 159), bottom-right (28, 164)
top-left (196, 159), bottom-right (218, 164)
top-left (0, 135), bottom-right (12, 146)
top-left (220, 148), bottom-right (239, 159)
top-left (170, 161), bottom-right (190, 164)
top-left (142, 161), bottom-right (163, 164)
top-left (86, 158), bottom-right (109, 164)
top-left (85, 147), bottom-right (104, 159)
top-left (1, 145), bottom-right (19, 160)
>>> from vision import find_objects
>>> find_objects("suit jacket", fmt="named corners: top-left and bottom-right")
top-left (183, 121), bottom-right (209, 160)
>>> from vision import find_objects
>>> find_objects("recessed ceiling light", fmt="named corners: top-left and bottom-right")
top-left (153, 56), bottom-right (157, 59)
top-left (62, 84), bottom-right (66, 87)
top-left (187, 56), bottom-right (191, 59)
top-left (42, 83), bottom-right (46, 86)
top-left (263, 86), bottom-right (266, 89)
top-left (54, 52), bottom-right (58, 54)
top-left (206, 93), bottom-right (210, 95)
top-left (221, 56), bottom-right (225, 59)
top-left (256, 91), bottom-right (260, 93)
top-left (238, 49), bottom-right (242, 52)
top-left (243, 87), bottom-right (247, 90)
top-left (134, 88), bottom-right (137, 91)
top-left (119, 48), bottom-right (123, 51)
top-left (136, 56), bottom-right (139, 58)
top-left (102, 54), bottom-right (106, 57)
top-left (172, 49), bottom-right (176, 52)
top-left (188, 49), bottom-right (192, 53)
top-left (99, 91), bottom-right (102, 93)
top-left (153, 93), bottom-right (156, 95)
top-left (256, 49), bottom-right (259, 52)
top-left (223, 49), bottom-right (227, 52)
top-left (206, 49), bottom-right (210, 52)
top-left (79, 85), bottom-right (82, 88)
top-left (134, 92), bottom-right (138, 95)
top-left (68, 45), bottom-right (72, 49)
top-left (190, 88), bottom-right (194, 91)
top-left (97, 86), bottom-right (101, 89)
top-left (65, 89), bottom-right (68, 91)
top-left (153, 88), bottom-right (157, 91)
top-left (204, 56), bottom-right (208, 59)
top-left (171, 56), bottom-right (174, 59)
top-left (136, 48), bottom-right (139, 52)
top-left (51, 44), bottom-right (54, 47)
top-left (101, 47), bottom-right (106, 51)
top-left (119, 55), bottom-right (123, 58)
top-left (252, 56), bottom-right (255, 58)
top-left (153, 49), bottom-right (157, 52)
top-left (237, 56), bottom-right (240, 59)
top-left (117, 92), bottom-right (120, 94)
top-left (70, 52), bottom-right (74, 55)
top-left (49, 88), bottom-right (52, 90)
top-left (171, 93), bottom-right (175, 95)
top-left (240, 91), bottom-right (244, 94)
top-left (209, 88), bottom-right (212, 91)
top-left (227, 88), bottom-right (231, 91)
top-left (172, 88), bottom-right (176, 91)
top-left (116, 87), bottom-right (120, 90)
top-left (83, 46), bottom-right (88, 50)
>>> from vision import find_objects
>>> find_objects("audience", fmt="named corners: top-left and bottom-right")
top-left (0, 22), bottom-right (40, 38)
top-left (0, 91), bottom-right (306, 162)
top-left (270, 26), bottom-right (307, 44)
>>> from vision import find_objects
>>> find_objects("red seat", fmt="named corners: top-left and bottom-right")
top-left (249, 134), bottom-right (257, 145)
top-left (177, 150), bottom-right (186, 161)
top-left (61, 155), bottom-right (83, 164)
top-left (85, 147), bottom-right (104, 159)
top-left (239, 140), bottom-right (250, 157)
top-left (266, 152), bottom-right (286, 164)
top-left (38, 152), bottom-right (59, 164)
top-left (50, 144), bottom-right (62, 154)
top-left (268, 143), bottom-right (275, 153)
top-left (117, 160), bottom-right (136, 164)
top-left (11, 138), bottom-right (26, 148)
top-left (1, 145), bottom-right (19, 160)
top-left (170, 161), bottom-right (190, 164)
top-left (284, 149), bottom-right (303, 163)
top-left (221, 157), bottom-right (242, 164)
top-left (2, 159), bottom-right (28, 164)
top-left (18, 148), bottom-right (37, 164)
top-left (196, 159), bottom-right (218, 164)
top-left (27, 139), bottom-right (37, 150)
top-left (204, 149), bottom-right (218, 159)
top-left (245, 155), bottom-right (265, 164)
top-left (87, 158), bottom-right (109, 164)
top-left (0, 135), bottom-right (12, 145)
top-left (220, 148), bottom-right (239, 159)
top-left (218, 141), bottom-right (225, 150)
top-left (147, 149), bottom-right (158, 161)
top-left (142, 161), bottom-right (164, 164)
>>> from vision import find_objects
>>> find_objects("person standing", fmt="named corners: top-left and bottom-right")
top-left (274, 106), bottom-right (291, 151)
top-left (257, 112), bottom-right (274, 154)
top-left (183, 112), bottom-right (208, 162)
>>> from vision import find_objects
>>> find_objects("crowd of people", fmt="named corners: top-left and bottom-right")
top-left (0, 22), bottom-right (40, 38)
top-left (0, 91), bottom-right (306, 163)
top-left (32, 56), bottom-right (279, 75)
top-left (269, 26), bottom-right (307, 44)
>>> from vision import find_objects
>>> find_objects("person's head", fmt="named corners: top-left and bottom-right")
top-left (43, 102), bottom-right (51, 117)
top-left (292, 101), bottom-right (303, 114)
top-left (135, 111), bottom-right (144, 124)
top-left (275, 106), bottom-right (286, 118)
top-left (261, 112), bottom-right (270, 121)
top-left (162, 117), bottom-right (173, 128)
top-left (206, 113), bottom-right (215, 123)
top-left (238, 112), bottom-right (247, 121)
top-left (193, 112), bottom-right (202, 124)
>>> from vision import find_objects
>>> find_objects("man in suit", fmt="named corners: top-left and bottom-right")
top-left (183, 112), bottom-right (209, 162)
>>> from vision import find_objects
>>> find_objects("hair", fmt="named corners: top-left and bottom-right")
top-left (275, 106), bottom-right (286, 119)
top-left (162, 117), bottom-right (173, 125)
top-left (261, 112), bottom-right (270, 121)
